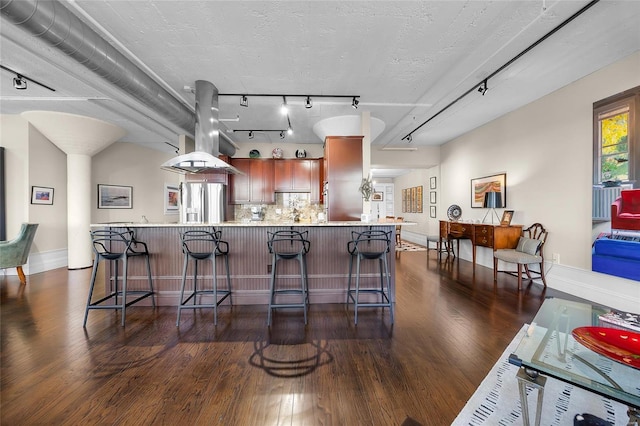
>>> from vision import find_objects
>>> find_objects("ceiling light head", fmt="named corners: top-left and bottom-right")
top-left (352, 97), bottom-right (359, 109)
top-left (240, 95), bottom-right (248, 107)
top-left (13, 75), bottom-right (27, 90)
top-left (305, 96), bottom-right (312, 109)
top-left (478, 80), bottom-right (488, 96)
top-left (248, 131), bottom-right (254, 139)
top-left (407, 134), bottom-right (413, 143)
top-left (280, 131), bottom-right (285, 139)
top-left (280, 103), bottom-right (289, 115)
top-left (287, 127), bottom-right (293, 135)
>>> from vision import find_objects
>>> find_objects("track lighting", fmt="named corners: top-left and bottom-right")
top-left (248, 131), bottom-right (254, 139)
top-left (478, 80), bottom-right (488, 96)
top-left (240, 95), bottom-right (248, 107)
top-left (407, 134), bottom-right (412, 143)
top-left (305, 96), bottom-right (312, 109)
top-left (280, 103), bottom-right (288, 115)
top-left (352, 97), bottom-right (359, 109)
top-left (280, 131), bottom-right (285, 139)
top-left (13, 74), bottom-right (27, 90)
top-left (287, 127), bottom-right (293, 135)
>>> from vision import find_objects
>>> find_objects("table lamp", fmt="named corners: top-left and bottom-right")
top-left (482, 191), bottom-right (503, 224)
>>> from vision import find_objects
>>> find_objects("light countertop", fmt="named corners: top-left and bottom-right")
top-left (90, 220), bottom-right (415, 228)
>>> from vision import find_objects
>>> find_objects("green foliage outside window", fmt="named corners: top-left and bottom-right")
top-left (600, 111), bottom-right (629, 182)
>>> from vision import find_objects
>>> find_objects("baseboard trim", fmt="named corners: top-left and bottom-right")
top-left (6, 249), bottom-right (69, 276)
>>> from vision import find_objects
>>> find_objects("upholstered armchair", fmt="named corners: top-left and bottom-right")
top-left (0, 223), bottom-right (39, 284)
top-left (493, 223), bottom-right (547, 291)
top-left (611, 189), bottom-right (640, 231)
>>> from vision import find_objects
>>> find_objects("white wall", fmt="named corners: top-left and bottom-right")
top-left (437, 51), bottom-right (640, 312)
top-left (92, 142), bottom-right (180, 224)
top-left (0, 116), bottom-right (68, 274)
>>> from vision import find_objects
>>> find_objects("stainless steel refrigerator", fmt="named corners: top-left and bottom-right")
top-left (179, 182), bottom-right (226, 224)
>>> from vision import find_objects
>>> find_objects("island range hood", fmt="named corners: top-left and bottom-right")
top-left (162, 80), bottom-right (242, 174)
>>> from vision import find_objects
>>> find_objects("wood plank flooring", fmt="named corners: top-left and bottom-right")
top-left (1, 251), bottom-right (574, 425)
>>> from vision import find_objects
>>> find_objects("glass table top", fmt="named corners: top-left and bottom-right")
top-left (509, 297), bottom-right (640, 408)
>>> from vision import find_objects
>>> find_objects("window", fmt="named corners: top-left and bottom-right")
top-left (593, 86), bottom-right (639, 186)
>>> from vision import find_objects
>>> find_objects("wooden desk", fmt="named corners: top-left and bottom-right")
top-left (439, 220), bottom-right (522, 265)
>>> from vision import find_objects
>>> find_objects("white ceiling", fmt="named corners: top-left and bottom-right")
top-left (1, 1), bottom-right (639, 175)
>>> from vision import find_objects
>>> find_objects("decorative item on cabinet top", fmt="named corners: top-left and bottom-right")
top-left (295, 149), bottom-right (307, 158)
top-left (272, 148), bottom-right (283, 159)
top-left (249, 149), bottom-right (261, 158)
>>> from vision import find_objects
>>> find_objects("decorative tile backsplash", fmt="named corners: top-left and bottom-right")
top-left (233, 193), bottom-right (325, 223)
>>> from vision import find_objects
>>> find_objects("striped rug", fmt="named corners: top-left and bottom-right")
top-left (395, 241), bottom-right (427, 252)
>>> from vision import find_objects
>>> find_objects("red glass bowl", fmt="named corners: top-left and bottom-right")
top-left (572, 326), bottom-right (640, 369)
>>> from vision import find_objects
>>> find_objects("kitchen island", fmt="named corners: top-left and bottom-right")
top-left (90, 221), bottom-right (403, 305)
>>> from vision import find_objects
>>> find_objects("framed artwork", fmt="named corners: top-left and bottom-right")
top-left (471, 173), bottom-right (506, 208)
top-left (164, 184), bottom-right (179, 214)
top-left (416, 186), bottom-right (423, 213)
top-left (31, 186), bottom-right (54, 205)
top-left (410, 187), bottom-right (416, 213)
top-left (430, 191), bottom-right (436, 204)
top-left (430, 176), bottom-right (437, 190)
top-left (500, 210), bottom-right (514, 226)
top-left (402, 189), bottom-right (407, 213)
top-left (98, 184), bottom-right (132, 209)
top-left (430, 205), bottom-right (436, 218)
top-left (372, 192), bottom-right (384, 201)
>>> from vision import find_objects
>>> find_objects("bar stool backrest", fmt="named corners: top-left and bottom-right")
top-left (267, 230), bottom-right (310, 257)
top-left (180, 229), bottom-right (227, 257)
top-left (90, 229), bottom-right (135, 259)
top-left (348, 230), bottom-right (391, 258)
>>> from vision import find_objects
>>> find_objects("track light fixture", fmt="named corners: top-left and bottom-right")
top-left (287, 127), bottom-right (293, 135)
top-left (478, 80), bottom-right (488, 96)
top-left (280, 131), bottom-right (285, 139)
top-left (399, 0), bottom-right (600, 143)
top-left (352, 97), bottom-right (359, 109)
top-left (305, 96), bottom-right (313, 109)
top-left (13, 74), bottom-right (27, 90)
top-left (1, 65), bottom-right (55, 91)
top-left (248, 131), bottom-right (254, 139)
top-left (240, 95), bottom-right (248, 107)
top-left (407, 134), bottom-right (412, 143)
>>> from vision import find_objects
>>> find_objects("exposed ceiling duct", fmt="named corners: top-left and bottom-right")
top-left (0, 0), bottom-right (236, 157)
top-left (161, 80), bottom-right (241, 174)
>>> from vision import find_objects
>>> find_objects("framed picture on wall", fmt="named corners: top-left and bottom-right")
top-left (471, 173), bottom-right (506, 208)
top-left (98, 184), bottom-right (132, 209)
top-left (416, 186), bottom-right (423, 213)
top-left (430, 176), bottom-right (437, 190)
top-left (372, 192), bottom-right (384, 201)
top-left (31, 186), bottom-right (54, 205)
top-left (430, 205), bottom-right (436, 218)
top-left (430, 191), bottom-right (436, 204)
top-left (164, 184), bottom-right (179, 214)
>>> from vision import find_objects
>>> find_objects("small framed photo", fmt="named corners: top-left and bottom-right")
top-left (98, 184), bottom-right (132, 209)
top-left (31, 186), bottom-right (54, 205)
top-left (372, 192), bottom-right (384, 201)
top-left (430, 176), bottom-right (437, 190)
top-left (500, 210), bottom-right (514, 226)
top-left (430, 205), bottom-right (436, 218)
top-left (165, 184), bottom-right (179, 214)
top-left (430, 191), bottom-right (436, 204)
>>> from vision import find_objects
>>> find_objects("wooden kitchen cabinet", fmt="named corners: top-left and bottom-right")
top-left (274, 159), bottom-right (313, 192)
top-left (230, 158), bottom-right (274, 204)
top-left (324, 136), bottom-right (363, 221)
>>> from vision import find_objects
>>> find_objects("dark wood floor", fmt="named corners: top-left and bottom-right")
top-left (1, 250), bottom-right (573, 425)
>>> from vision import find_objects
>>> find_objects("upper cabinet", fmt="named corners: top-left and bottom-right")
top-left (229, 158), bottom-right (275, 204)
top-left (324, 136), bottom-right (363, 221)
top-left (274, 159), bottom-right (319, 192)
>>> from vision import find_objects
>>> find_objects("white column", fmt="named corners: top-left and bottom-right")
top-left (361, 111), bottom-right (372, 216)
top-left (67, 154), bottom-right (93, 269)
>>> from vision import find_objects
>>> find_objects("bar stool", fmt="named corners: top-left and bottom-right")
top-left (83, 229), bottom-right (155, 327)
top-left (346, 229), bottom-right (394, 325)
top-left (177, 229), bottom-right (232, 326)
top-left (266, 230), bottom-right (310, 326)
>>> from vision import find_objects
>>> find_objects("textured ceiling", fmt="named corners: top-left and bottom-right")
top-left (1, 0), bottom-right (639, 163)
